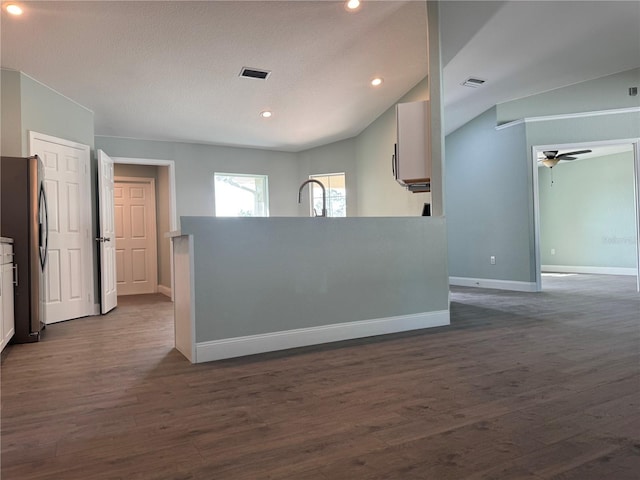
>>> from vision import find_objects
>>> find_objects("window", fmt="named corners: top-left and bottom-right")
top-left (214, 173), bottom-right (269, 217)
top-left (309, 173), bottom-right (346, 217)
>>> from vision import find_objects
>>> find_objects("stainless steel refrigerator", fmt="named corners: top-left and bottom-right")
top-left (1, 156), bottom-right (48, 343)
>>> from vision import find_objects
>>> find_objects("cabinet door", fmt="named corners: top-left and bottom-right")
top-left (2, 261), bottom-right (15, 346)
top-left (396, 101), bottom-right (431, 183)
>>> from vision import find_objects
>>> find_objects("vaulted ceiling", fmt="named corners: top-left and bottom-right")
top-left (2, 1), bottom-right (638, 152)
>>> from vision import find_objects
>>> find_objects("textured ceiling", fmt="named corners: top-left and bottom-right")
top-left (1, 1), bottom-right (639, 152)
top-left (1, 1), bottom-right (428, 152)
top-left (441, 1), bottom-right (640, 134)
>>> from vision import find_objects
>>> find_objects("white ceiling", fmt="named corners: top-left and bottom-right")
top-left (441, 1), bottom-right (640, 134)
top-left (2, 1), bottom-right (639, 152)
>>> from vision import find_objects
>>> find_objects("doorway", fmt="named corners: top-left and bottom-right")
top-left (532, 139), bottom-right (640, 292)
top-left (112, 161), bottom-right (175, 299)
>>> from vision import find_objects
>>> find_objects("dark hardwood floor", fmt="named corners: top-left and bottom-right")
top-left (1, 275), bottom-right (639, 479)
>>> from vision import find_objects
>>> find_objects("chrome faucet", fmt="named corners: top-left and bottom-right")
top-left (298, 179), bottom-right (327, 217)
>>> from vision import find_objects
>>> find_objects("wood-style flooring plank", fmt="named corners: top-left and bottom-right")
top-left (1, 275), bottom-right (639, 479)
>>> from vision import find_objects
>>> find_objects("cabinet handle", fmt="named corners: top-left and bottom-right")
top-left (13, 264), bottom-right (18, 287)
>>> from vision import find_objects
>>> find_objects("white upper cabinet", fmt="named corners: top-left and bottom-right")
top-left (393, 100), bottom-right (432, 192)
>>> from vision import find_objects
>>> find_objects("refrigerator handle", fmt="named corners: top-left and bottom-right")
top-left (39, 183), bottom-right (49, 271)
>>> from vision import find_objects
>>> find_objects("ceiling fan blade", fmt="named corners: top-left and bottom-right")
top-left (543, 150), bottom-right (558, 159)
top-left (557, 149), bottom-right (592, 158)
top-left (559, 156), bottom-right (577, 161)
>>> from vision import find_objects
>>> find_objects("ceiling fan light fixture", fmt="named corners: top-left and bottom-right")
top-left (540, 148), bottom-right (593, 168)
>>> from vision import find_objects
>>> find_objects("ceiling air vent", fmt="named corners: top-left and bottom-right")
top-left (462, 77), bottom-right (486, 88)
top-left (239, 67), bottom-right (271, 80)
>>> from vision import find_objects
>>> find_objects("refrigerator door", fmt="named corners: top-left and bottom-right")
top-left (29, 156), bottom-right (44, 335)
top-left (36, 157), bottom-right (48, 329)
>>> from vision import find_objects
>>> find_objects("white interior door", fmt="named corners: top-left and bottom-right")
top-left (29, 132), bottom-right (92, 324)
top-left (114, 178), bottom-right (158, 295)
top-left (97, 150), bottom-right (117, 313)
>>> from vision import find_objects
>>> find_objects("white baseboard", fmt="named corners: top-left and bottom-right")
top-left (195, 310), bottom-right (450, 363)
top-left (157, 284), bottom-right (172, 298)
top-left (542, 265), bottom-right (637, 276)
top-left (449, 276), bottom-right (538, 292)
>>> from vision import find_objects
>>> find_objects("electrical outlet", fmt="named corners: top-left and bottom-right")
top-left (551, 248), bottom-right (556, 255)
top-left (490, 255), bottom-right (496, 265)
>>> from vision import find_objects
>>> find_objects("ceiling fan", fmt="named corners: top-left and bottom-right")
top-left (538, 149), bottom-right (592, 168)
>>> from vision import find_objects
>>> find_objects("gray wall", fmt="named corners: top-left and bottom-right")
top-left (524, 111), bottom-right (640, 148)
top-left (20, 73), bottom-right (95, 154)
top-left (96, 76), bottom-right (434, 220)
top-left (286, 75), bottom-right (433, 218)
top-left (1, 69), bottom-right (22, 157)
top-left (497, 68), bottom-right (640, 125)
top-left (446, 66), bottom-right (639, 286)
top-left (113, 163), bottom-right (172, 289)
top-left (296, 138), bottom-right (357, 217)
top-left (95, 137), bottom-right (299, 220)
top-left (0, 69), bottom-right (23, 232)
top-left (1, 70), bottom-right (100, 302)
top-left (180, 216), bottom-right (449, 343)
top-left (356, 77), bottom-right (431, 217)
top-left (114, 163), bottom-right (158, 179)
top-left (525, 111), bottom-right (639, 279)
top-left (445, 107), bottom-right (532, 282)
top-left (539, 151), bottom-right (637, 269)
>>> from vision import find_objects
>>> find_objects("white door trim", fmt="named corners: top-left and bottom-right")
top-left (531, 138), bottom-right (640, 292)
top-left (29, 131), bottom-right (89, 152)
top-left (634, 141), bottom-right (640, 292)
top-left (28, 131), bottom-right (94, 317)
top-left (112, 157), bottom-right (177, 300)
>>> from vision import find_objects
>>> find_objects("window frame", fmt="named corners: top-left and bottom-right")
top-left (214, 172), bottom-right (270, 217)
top-left (309, 172), bottom-right (346, 217)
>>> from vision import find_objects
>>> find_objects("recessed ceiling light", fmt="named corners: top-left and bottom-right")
top-left (345, 0), bottom-right (361, 12)
top-left (371, 77), bottom-right (383, 87)
top-left (260, 111), bottom-right (272, 118)
top-left (5, 4), bottom-right (23, 15)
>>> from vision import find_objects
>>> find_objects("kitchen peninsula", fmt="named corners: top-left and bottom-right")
top-left (170, 216), bottom-right (449, 363)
